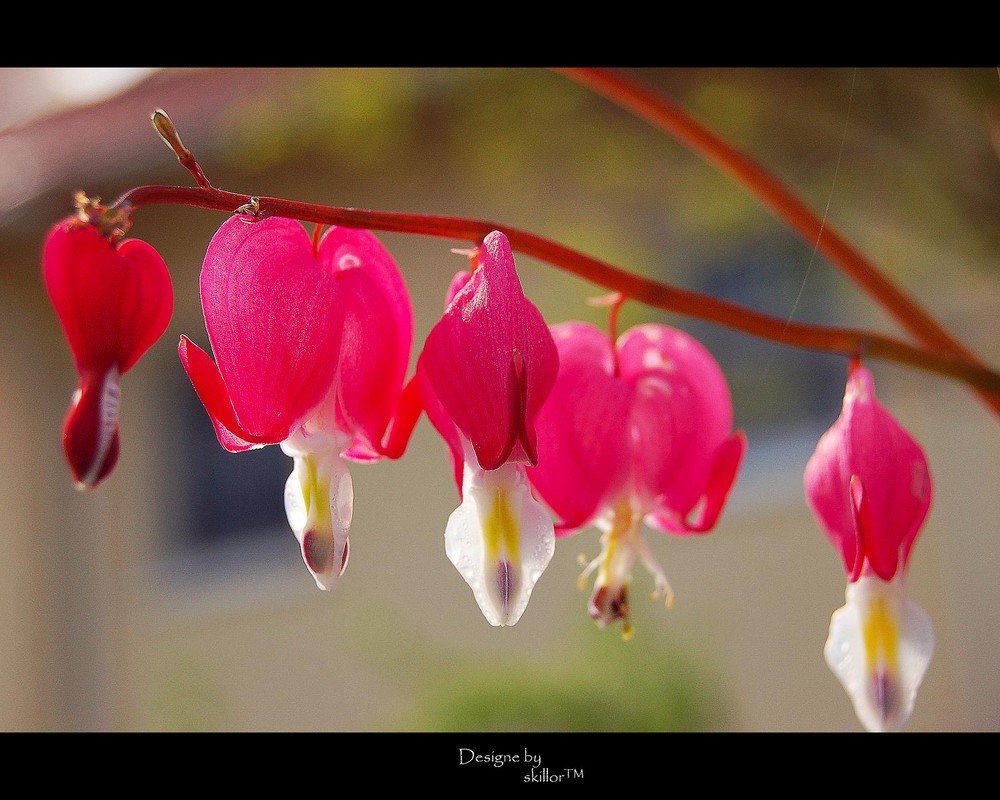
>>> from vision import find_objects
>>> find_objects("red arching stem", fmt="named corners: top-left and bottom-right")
top-left (311, 223), bottom-right (324, 259)
top-left (605, 294), bottom-right (625, 348)
top-left (559, 67), bottom-right (1000, 417)
top-left (587, 291), bottom-right (626, 376)
top-left (608, 294), bottom-right (624, 377)
top-left (108, 183), bottom-right (1000, 398)
top-left (608, 292), bottom-right (625, 378)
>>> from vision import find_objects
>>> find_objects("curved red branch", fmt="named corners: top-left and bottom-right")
top-left (109, 184), bottom-right (1000, 396)
top-left (559, 67), bottom-right (1000, 418)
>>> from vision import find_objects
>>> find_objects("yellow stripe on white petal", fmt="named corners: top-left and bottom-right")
top-left (445, 456), bottom-right (555, 627)
top-left (824, 574), bottom-right (934, 732)
top-left (282, 434), bottom-right (354, 592)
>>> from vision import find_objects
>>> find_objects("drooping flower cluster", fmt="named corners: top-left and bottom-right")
top-left (805, 361), bottom-right (934, 732)
top-left (43, 218), bottom-right (173, 489)
top-left (527, 321), bottom-right (746, 637)
top-left (43, 205), bottom-right (943, 733)
top-left (41, 216), bottom-right (749, 633)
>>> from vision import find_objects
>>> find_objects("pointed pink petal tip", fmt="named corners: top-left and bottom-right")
top-left (656, 429), bottom-right (747, 534)
top-left (178, 335), bottom-right (267, 452)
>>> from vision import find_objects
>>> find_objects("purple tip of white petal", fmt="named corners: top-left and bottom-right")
top-left (302, 529), bottom-right (350, 582)
top-left (871, 668), bottom-right (899, 728)
top-left (494, 559), bottom-right (517, 620)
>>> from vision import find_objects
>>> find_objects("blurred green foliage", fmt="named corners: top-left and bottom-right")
top-left (400, 623), bottom-right (729, 732)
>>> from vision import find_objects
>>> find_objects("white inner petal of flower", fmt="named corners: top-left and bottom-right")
top-left (445, 450), bottom-right (555, 627)
top-left (824, 573), bottom-right (934, 732)
top-left (282, 430), bottom-right (354, 592)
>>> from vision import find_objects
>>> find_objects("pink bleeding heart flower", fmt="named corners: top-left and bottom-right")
top-left (805, 360), bottom-right (933, 732)
top-left (43, 218), bottom-right (173, 489)
top-left (418, 231), bottom-right (559, 626)
top-left (180, 215), bottom-right (414, 591)
top-left (527, 321), bottom-right (746, 638)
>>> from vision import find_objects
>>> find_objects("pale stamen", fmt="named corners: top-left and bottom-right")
top-left (634, 535), bottom-right (675, 610)
top-left (582, 497), bottom-right (677, 635)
